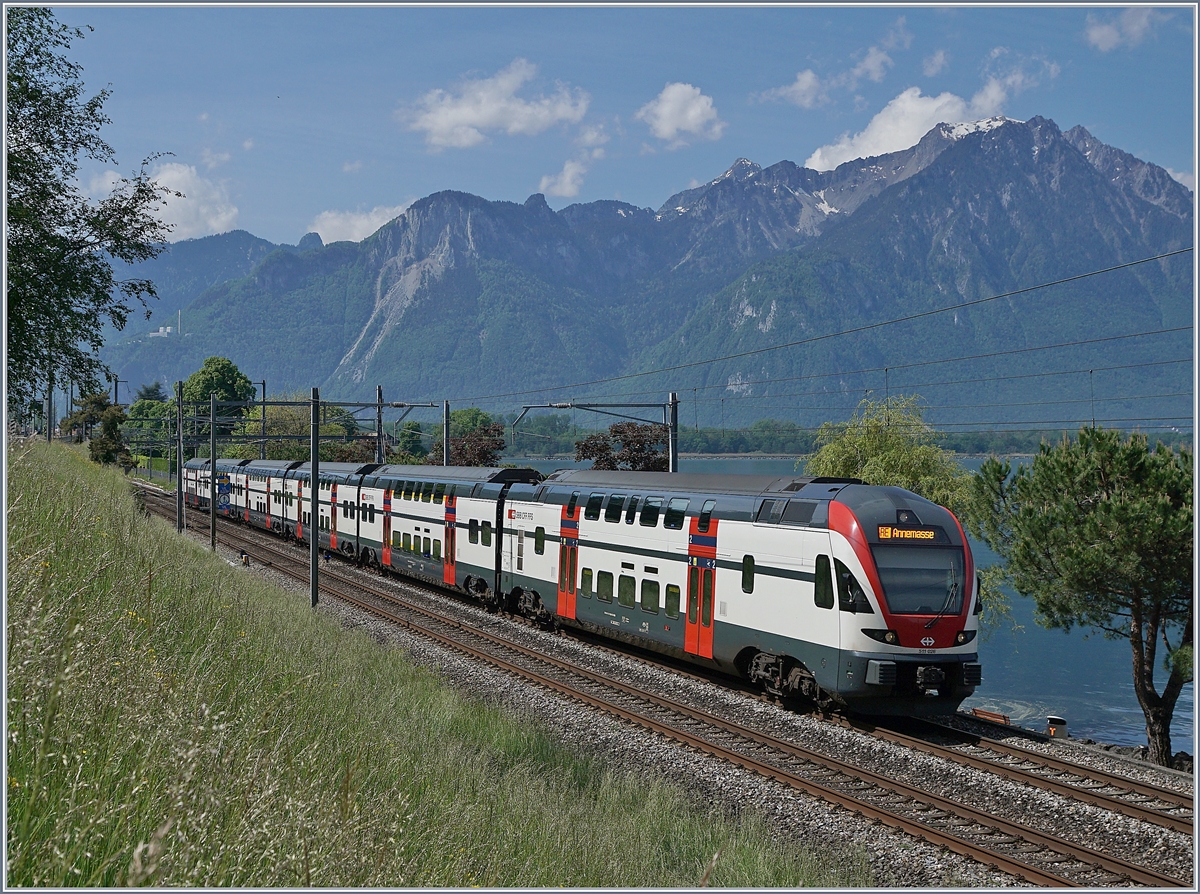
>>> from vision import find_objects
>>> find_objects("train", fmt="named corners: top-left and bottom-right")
top-left (183, 457), bottom-right (982, 715)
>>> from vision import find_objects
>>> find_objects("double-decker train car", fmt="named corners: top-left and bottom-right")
top-left (183, 458), bottom-right (981, 714)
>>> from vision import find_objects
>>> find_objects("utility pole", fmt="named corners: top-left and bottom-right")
top-left (209, 392), bottom-right (217, 552)
top-left (310, 387), bottom-right (320, 607)
top-left (376, 385), bottom-right (384, 463)
top-left (255, 380), bottom-right (267, 459)
top-left (175, 381), bottom-right (184, 533)
top-left (442, 400), bottom-right (450, 466)
top-left (666, 392), bottom-right (679, 473)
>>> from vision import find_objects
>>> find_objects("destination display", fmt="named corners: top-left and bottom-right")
top-left (876, 525), bottom-right (950, 544)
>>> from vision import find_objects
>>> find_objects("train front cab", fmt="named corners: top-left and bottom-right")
top-left (828, 485), bottom-right (982, 715)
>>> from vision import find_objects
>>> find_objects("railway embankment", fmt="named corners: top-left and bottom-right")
top-left (6, 441), bottom-right (870, 887)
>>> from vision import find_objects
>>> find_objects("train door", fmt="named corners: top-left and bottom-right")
top-left (557, 504), bottom-right (579, 620)
top-left (443, 494), bottom-right (456, 585)
top-left (329, 482), bottom-right (338, 551)
top-left (684, 515), bottom-right (718, 659)
top-left (382, 488), bottom-right (392, 566)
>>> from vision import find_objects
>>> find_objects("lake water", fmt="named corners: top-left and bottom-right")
top-left (516, 455), bottom-right (1193, 754)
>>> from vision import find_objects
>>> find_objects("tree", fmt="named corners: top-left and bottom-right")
top-left (88, 405), bottom-right (132, 469)
top-left (134, 380), bottom-right (168, 403)
top-left (427, 409), bottom-right (507, 466)
top-left (967, 429), bottom-right (1192, 767)
top-left (225, 391), bottom-right (352, 462)
top-left (803, 396), bottom-right (970, 514)
top-left (392, 421), bottom-right (428, 459)
top-left (6, 8), bottom-right (179, 407)
top-left (61, 390), bottom-right (112, 440)
top-left (182, 356), bottom-right (255, 427)
top-left (575, 422), bottom-right (669, 471)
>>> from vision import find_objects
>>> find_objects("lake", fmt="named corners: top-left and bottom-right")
top-left (515, 454), bottom-right (1194, 754)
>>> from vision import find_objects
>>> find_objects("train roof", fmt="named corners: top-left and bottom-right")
top-left (539, 469), bottom-right (862, 498)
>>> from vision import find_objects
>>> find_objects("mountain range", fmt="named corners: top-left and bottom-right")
top-left (103, 116), bottom-right (1193, 432)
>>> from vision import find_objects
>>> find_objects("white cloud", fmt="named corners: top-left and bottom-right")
top-left (145, 162), bottom-right (238, 240)
top-left (575, 123), bottom-right (610, 148)
top-left (242, 138), bottom-right (255, 151)
top-left (635, 82), bottom-right (725, 148)
top-left (201, 148), bottom-right (231, 170)
top-left (758, 69), bottom-right (826, 108)
top-left (539, 158), bottom-right (589, 198)
top-left (1167, 168), bottom-right (1195, 192)
top-left (804, 49), bottom-right (1058, 171)
top-left (406, 58), bottom-right (589, 150)
top-left (307, 202), bottom-right (412, 243)
top-left (923, 50), bottom-right (948, 77)
top-left (342, 160), bottom-right (363, 173)
top-left (1086, 8), bottom-right (1163, 51)
top-left (882, 16), bottom-right (913, 51)
top-left (805, 87), bottom-right (976, 171)
top-left (842, 46), bottom-right (893, 85)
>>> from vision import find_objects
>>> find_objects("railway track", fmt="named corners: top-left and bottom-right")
top-left (140, 485), bottom-right (1191, 887)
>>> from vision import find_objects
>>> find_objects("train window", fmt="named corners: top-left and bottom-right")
top-left (814, 555), bottom-right (835, 609)
top-left (665, 584), bottom-right (681, 619)
top-left (596, 571), bottom-right (614, 602)
top-left (392, 532), bottom-right (402, 549)
top-left (974, 573), bottom-right (983, 614)
top-left (663, 498), bottom-right (689, 530)
top-left (580, 568), bottom-right (593, 598)
top-left (624, 496), bottom-right (640, 524)
top-left (640, 580), bottom-right (660, 614)
top-left (697, 500), bottom-right (716, 532)
top-left (469, 519), bottom-right (479, 544)
top-left (688, 567), bottom-right (699, 623)
top-left (567, 491), bottom-right (580, 515)
top-left (835, 559), bottom-right (874, 614)
top-left (568, 548), bottom-right (577, 594)
top-left (403, 533), bottom-right (412, 551)
top-left (741, 555), bottom-right (755, 593)
top-left (421, 483), bottom-right (433, 503)
top-left (618, 575), bottom-right (636, 608)
top-left (433, 540), bottom-right (441, 561)
top-left (534, 526), bottom-right (545, 555)
top-left (782, 500), bottom-right (817, 526)
top-left (481, 521), bottom-right (492, 547)
top-left (403, 481), bottom-right (414, 500)
top-left (434, 483), bottom-right (445, 504)
top-left (640, 497), bottom-right (662, 527)
top-left (585, 493), bottom-right (604, 521)
top-left (701, 570), bottom-right (713, 627)
top-left (604, 494), bottom-right (626, 523)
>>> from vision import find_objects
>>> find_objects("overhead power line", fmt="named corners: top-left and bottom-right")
top-left (450, 248), bottom-right (1193, 403)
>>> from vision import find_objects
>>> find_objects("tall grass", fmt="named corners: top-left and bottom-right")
top-left (7, 441), bottom-right (873, 887)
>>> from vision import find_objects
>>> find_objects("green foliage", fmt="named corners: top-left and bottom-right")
top-left (133, 381), bottom-right (168, 403)
top-left (576, 422), bottom-right (669, 471)
top-left (6, 8), bottom-right (177, 406)
top-left (803, 396), bottom-right (971, 515)
top-left (224, 393), bottom-right (362, 462)
top-left (181, 356), bottom-right (254, 408)
top-left (87, 406), bottom-right (132, 468)
top-left (966, 428), bottom-right (1193, 766)
top-left (392, 421), bottom-right (427, 458)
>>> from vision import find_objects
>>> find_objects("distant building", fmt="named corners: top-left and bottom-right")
top-left (147, 326), bottom-right (174, 338)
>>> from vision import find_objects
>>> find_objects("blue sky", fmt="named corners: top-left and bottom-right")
top-left (55, 4), bottom-right (1195, 246)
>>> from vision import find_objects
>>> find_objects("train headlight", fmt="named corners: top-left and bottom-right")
top-left (955, 630), bottom-right (977, 645)
top-left (861, 628), bottom-right (899, 645)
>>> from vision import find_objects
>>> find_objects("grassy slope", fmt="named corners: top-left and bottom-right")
top-left (6, 441), bottom-right (872, 887)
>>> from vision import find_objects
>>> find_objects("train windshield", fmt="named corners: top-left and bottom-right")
top-left (871, 546), bottom-right (965, 615)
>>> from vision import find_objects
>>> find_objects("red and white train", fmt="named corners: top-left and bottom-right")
top-left (185, 458), bottom-right (981, 714)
